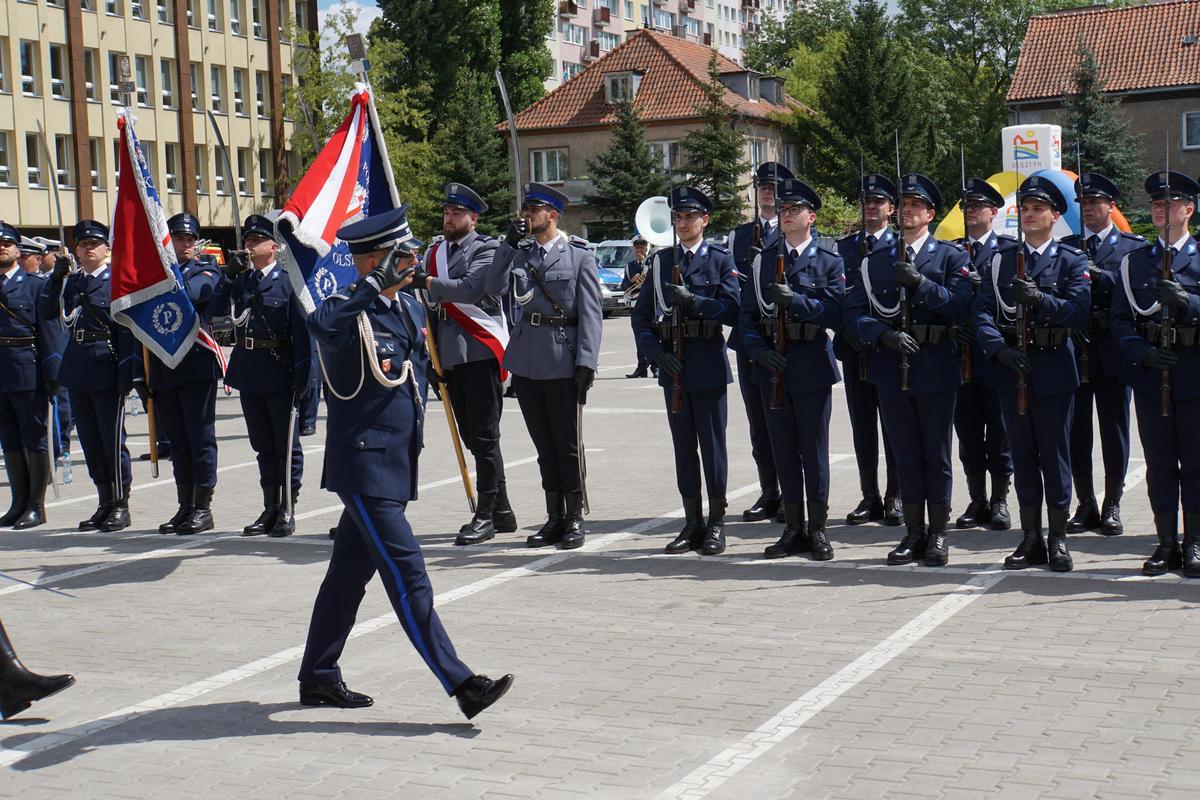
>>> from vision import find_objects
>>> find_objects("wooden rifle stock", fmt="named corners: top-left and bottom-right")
top-left (671, 261), bottom-right (685, 414)
top-left (770, 243), bottom-right (787, 409)
top-left (960, 240), bottom-right (973, 383)
top-left (1161, 244), bottom-right (1174, 417)
top-left (857, 232), bottom-right (869, 381)
top-left (1015, 246), bottom-right (1029, 416)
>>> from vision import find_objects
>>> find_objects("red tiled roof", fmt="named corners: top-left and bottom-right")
top-left (510, 28), bottom-right (803, 131)
top-left (1008, 0), bottom-right (1200, 102)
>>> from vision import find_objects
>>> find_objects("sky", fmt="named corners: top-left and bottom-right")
top-left (317, 0), bottom-right (380, 41)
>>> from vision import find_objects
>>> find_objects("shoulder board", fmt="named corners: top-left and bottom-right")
top-left (568, 235), bottom-right (589, 248)
top-left (707, 242), bottom-right (729, 254)
top-left (475, 233), bottom-right (493, 242)
top-left (815, 244), bottom-right (839, 258)
top-left (994, 236), bottom-right (1020, 250)
top-left (936, 239), bottom-right (964, 252)
top-left (1120, 231), bottom-right (1145, 242)
top-left (1057, 243), bottom-right (1083, 256)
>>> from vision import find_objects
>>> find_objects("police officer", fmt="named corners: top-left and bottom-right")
top-left (34, 238), bottom-right (61, 273)
top-left (835, 175), bottom-right (903, 527)
top-left (0, 616), bottom-right (74, 720)
top-left (727, 162), bottom-right (792, 523)
top-left (973, 176), bottom-right (1090, 573)
top-left (298, 206), bottom-right (512, 718)
top-left (1061, 173), bottom-right (1143, 537)
top-left (490, 183), bottom-right (602, 550)
top-left (631, 186), bottom-right (740, 555)
top-left (17, 238), bottom-right (45, 275)
top-left (739, 178), bottom-right (843, 560)
top-left (847, 174), bottom-right (972, 567)
top-left (623, 235), bottom-right (655, 379)
top-left (151, 213), bottom-right (225, 535)
top-left (0, 221), bottom-right (66, 529)
top-left (39, 220), bottom-right (138, 532)
top-left (1110, 171), bottom-right (1200, 577)
top-left (410, 183), bottom-right (516, 546)
top-left (952, 178), bottom-right (1014, 530)
top-left (217, 215), bottom-right (310, 538)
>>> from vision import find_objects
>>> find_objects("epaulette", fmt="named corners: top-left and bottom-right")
top-left (1120, 230), bottom-right (1146, 242)
top-left (936, 238), bottom-right (965, 252)
top-left (815, 244), bottom-right (839, 258)
top-left (1057, 243), bottom-right (1084, 256)
top-left (996, 233), bottom-right (1019, 243)
top-left (475, 233), bottom-right (493, 242)
top-left (568, 235), bottom-right (590, 249)
top-left (706, 242), bottom-right (730, 254)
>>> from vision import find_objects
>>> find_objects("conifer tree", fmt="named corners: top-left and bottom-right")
top-left (584, 100), bottom-right (670, 233)
top-left (680, 54), bottom-right (749, 233)
top-left (1063, 39), bottom-right (1142, 201)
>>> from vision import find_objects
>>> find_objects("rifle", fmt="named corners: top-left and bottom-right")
top-left (1160, 137), bottom-right (1174, 418)
top-left (894, 134), bottom-right (911, 392)
top-left (669, 174), bottom-right (684, 414)
top-left (769, 164), bottom-right (787, 410)
top-left (1014, 167), bottom-right (1030, 416)
top-left (1075, 141), bottom-right (1090, 385)
top-left (857, 153), bottom-right (869, 381)
top-left (958, 145), bottom-right (972, 383)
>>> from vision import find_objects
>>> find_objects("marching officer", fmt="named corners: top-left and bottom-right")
top-left (726, 162), bottom-right (791, 523)
top-left (973, 176), bottom-right (1090, 572)
top-left (1061, 173), bottom-right (1143, 536)
top-left (410, 183), bottom-right (517, 546)
top-left (631, 185), bottom-right (740, 555)
top-left (39, 220), bottom-right (138, 532)
top-left (739, 178), bottom-right (843, 560)
top-left (846, 174), bottom-right (972, 567)
top-left (1110, 171), bottom-right (1200, 578)
top-left (298, 205), bottom-right (512, 718)
top-left (952, 178), bottom-right (1014, 530)
top-left (623, 235), bottom-right (654, 379)
top-left (217, 215), bottom-right (311, 538)
top-left (0, 221), bottom-right (65, 530)
top-left (835, 175), bottom-right (903, 527)
top-left (490, 183), bottom-right (602, 550)
top-left (150, 213), bottom-right (225, 535)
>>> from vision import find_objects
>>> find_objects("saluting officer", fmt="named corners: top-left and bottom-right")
top-left (40, 220), bottom-right (139, 532)
top-left (0, 222), bottom-right (65, 529)
top-left (739, 178), bottom-right (844, 560)
top-left (490, 183), bottom-right (602, 550)
top-left (835, 175), bottom-right (903, 527)
top-left (1110, 171), bottom-right (1200, 578)
top-left (217, 214), bottom-right (311, 538)
top-left (727, 162), bottom-right (792, 523)
top-left (973, 176), bottom-right (1090, 573)
top-left (631, 185), bottom-right (740, 555)
top-left (623, 235), bottom-right (655, 379)
top-left (151, 213), bottom-right (225, 535)
top-left (952, 178), bottom-right (1014, 531)
top-left (1061, 173), bottom-right (1144, 537)
top-left (847, 174), bottom-right (972, 567)
top-left (298, 206), bottom-right (512, 718)
top-left (410, 183), bottom-right (517, 546)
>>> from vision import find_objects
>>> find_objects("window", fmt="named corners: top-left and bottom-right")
top-left (293, 0), bottom-right (308, 32)
top-left (106, 0), bottom-right (122, 15)
top-left (597, 31), bottom-right (619, 51)
top-left (782, 142), bottom-right (797, 173)
top-left (653, 9), bottom-right (673, 29)
top-left (747, 74), bottom-right (759, 102)
top-left (649, 141), bottom-right (679, 171)
top-left (561, 22), bottom-right (585, 45)
top-left (89, 138), bottom-right (104, 189)
top-left (1185, 112), bottom-right (1200, 150)
top-left (530, 148), bottom-right (568, 183)
top-left (25, 134), bottom-right (42, 186)
top-left (207, 0), bottom-right (222, 31)
top-left (215, 150), bottom-right (228, 193)
top-left (280, 74), bottom-right (293, 120)
top-left (0, 134), bottom-right (10, 186)
top-left (210, 65), bottom-right (225, 113)
top-left (48, 0), bottom-right (63, 7)
top-left (83, 50), bottom-right (98, 100)
top-left (624, 0), bottom-right (633, 19)
top-left (159, 59), bottom-right (175, 107)
top-left (190, 62), bottom-right (201, 110)
top-left (561, 61), bottom-right (584, 81)
top-left (278, 0), bottom-right (288, 40)
top-left (749, 138), bottom-right (766, 171)
top-left (0, 39), bottom-right (8, 93)
top-left (258, 148), bottom-right (270, 195)
top-left (255, 71), bottom-right (267, 117)
top-left (131, 0), bottom-right (145, 19)
top-left (232, 68), bottom-right (246, 115)
top-left (54, 135), bottom-right (75, 188)
top-left (109, 53), bottom-right (122, 103)
top-left (81, 0), bottom-right (95, 9)
top-left (157, 0), bottom-right (172, 23)
top-left (685, 18), bottom-right (699, 36)
top-left (236, 147), bottom-right (251, 195)
top-left (50, 45), bottom-right (69, 98)
top-left (229, 0), bottom-right (242, 34)
top-left (604, 71), bottom-right (640, 102)
top-left (164, 143), bottom-right (179, 191)
top-left (251, 0), bottom-right (263, 37)
top-left (186, 0), bottom-right (196, 25)
top-left (112, 139), bottom-right (121, 187)
top-left (20, 41), bottom-right (40, 96)
top-left (194, 145), bottom-right (207, 193)
top-left (134, 55), bottom-right (150, 106)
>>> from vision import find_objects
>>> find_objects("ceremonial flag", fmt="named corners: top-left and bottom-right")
top-left (276, 83), bottom-right (400, 311)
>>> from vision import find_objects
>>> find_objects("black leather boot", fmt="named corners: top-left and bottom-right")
top-left (955, 474), bottom-right (990, 529)
top-left (1067, 495), bottom-right (1100, 533)
top-left (159, 483), bottom-right (193, 534)
top-left (1143, 512), bottom-right (1182, 576)
top-left (79, 482), bottom-right (113, 531)
top-left (560, 491), bottom-right (586, 550)
top-left (492, 481), bottom-right (518, 533)
top-left (665, 497), bottom-right (705, 554)
top-left (764, 501), bottom-right (806, 559)
top-left (176, 485), bottom-right (214, 535)
top-left (0, 619), bottom-right (75, 720)
top-left (1046, 508), bottom-right (1073, 572)
top-left (989, 473), bottom-right (1012, 530)
top-left (846, 495), bottom-right (883, 525)
top-left (526, 492), bottom-right (565, 548)
top-left (1183, 512), bottom-right (1200, 579)
top-left (882, 495), bottom-right (904, 526)
top-left (807, 501), bottom-right (833, 561)
top-left (1099, 478), bottom-right (1123, 536)
top-left (456, 492), bottom-right (497, 546)
top-left (887, 503), bottom-right (926, 565)
top-left (242, 486), bottom-right (280, 537)
top-left (742, 472), bottom-right (780, 522)
top-left (1005, 507), bottom-right (1048, 569)
top-left (701, 498), bottom-right (727, 555)
top-left (269, 489), bottom-right (297, 538)
top-left (13, 452), bottom-right (50, 530)
top-left (924, 504), bottom-right (950, 567)
top-left (99, 483), bottom-right (131, 532)
top-left (0, 450), bottom-right (30, 527)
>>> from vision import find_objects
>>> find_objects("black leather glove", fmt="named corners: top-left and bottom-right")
top-left (653, 352), bottom-right (683, 377)
top-left (42, 380), bottom-right (59, 397)
top-left (52, 254), bottom-right (71, 281)
top-left (1141, 347), bottom-right (1179, 370)
top-left (664, 282), bottom-right (695, 310)
top-left (841, 328), bottom-right (865, 353)
top-left (365, 247), bottom-right (416, 292)
top-left (893, 260), bottom-right (924, 289)
top-left (574, 365), bottom-right (595, 405)
top-left (505, 218), bottom-right (528, 248)
top-left (952, 325), bottom-right (974, 347)
top-left (767, 282), bottom-right (793, 307)
top-left (127, 378), bottom-right (151, 411)
top-left (995, 346), bottom-right (1031, 374)
top-left (1157, 279), bottom-right (1189, 311)
top-left (1086, 261), bottom-right (1104, 282)
top-left (1012, 278), bottom-right (1044, 308)
top-left (427, 363), bottom-right (444, 389)
top-left (222, 251), bottom-right (249, 277)
top-left (291, 376), bottom-right (310, 402)
top-left (755, 349), bottom-right (788, 372)
top-left (879, 330), bottom-right (919, 355)
top-left (410, 267), bottom-right (431, 290)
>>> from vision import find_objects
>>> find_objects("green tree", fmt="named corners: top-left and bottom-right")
top-left (743, 0), bottom-right (851, 73)
top-left (584, 99), bottom-right (670, 234)
top-left (497, 0), bottom-right (554, 113)
top-left (680, 54), bottom-right (749, 233)
top-left (1062, 39), bottom-right (1142, 201)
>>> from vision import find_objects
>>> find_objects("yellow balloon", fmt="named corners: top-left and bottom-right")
top-left (936, 172), bottom-right (1025, 241)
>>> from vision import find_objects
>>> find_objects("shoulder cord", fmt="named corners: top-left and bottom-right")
top-left (512, 233), bottom-right (566, 308)
top-left (991, 252), bottom-right (1017, 322)
top-left (1119, 254), bottom-right (1160, 317)
top-left (859, 256), bottom-right (900, 317)
top-left (317, 310), bottom-right (414, 401)
top-left (752, 252), bottom-right (777, 317)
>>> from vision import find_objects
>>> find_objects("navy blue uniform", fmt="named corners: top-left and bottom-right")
top-left (299, 280), bottom-right (473, 695)
top-left (0, 269), bottom-right (65, 453)
top-left (622, 258), bottom-right (652, 375)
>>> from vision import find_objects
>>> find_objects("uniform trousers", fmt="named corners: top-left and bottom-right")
top-left (664, 386), bottom-right (728, 500)
top-left (447, 359), bottom-right (506, 495)
top-left (0, 390), bottom-right (47, 453)
top-left (955, 380), bottom-right (1012, 477)
top-left (1070, 374), bottom-right (1131, 491)
top-left (155, 380), bottom-right (218, 487)
top-left (875, 388), bottom-right (956, 506)
top-left (760, 384), bottom-right (831, 505)
top-left (301, 340), bottom-right (322, 430)
top-left (736, 350), bottom-right (777, 491)
top-left (842, 362), bottom-right (898, 497)
top-left (512, 375), bottom-right (581, 494)
top-left (240, 391), bottom-right (303, 491)
top-left (298, 494), bottom-right (474, 694)
top-left (69, 388), bottom-right (131, 488)
top-left (1132, 390), bottom-right (1200, 514)
top-left (997, 390), bottom-right (1074, 511)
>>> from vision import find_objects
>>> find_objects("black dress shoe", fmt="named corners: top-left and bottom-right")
top-left (1067, 497), bottom-right (1100, 533)
top-left (741, 493), bottom-right (780, 522)
top-left (882, 496), bottom-right (904, 526)
top-left (1099, 500), bottom-right (1123, 536)
top-left (845, 496), bottom-right (883, 525)
top-left (455, 673), bottom-right (513, 720)
top-left (300, 425), bottom-right (317, 437)
top-left (625, 369), bottom-right (648, 378)
top-left (299, 681), bottom-right (373, 708)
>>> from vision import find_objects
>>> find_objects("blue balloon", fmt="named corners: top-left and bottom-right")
top-left (1030, 168), bottom-right (1081, 237)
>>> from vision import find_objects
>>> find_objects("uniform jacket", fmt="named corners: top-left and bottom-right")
top-left (148, 258), bottom-right (225, 390)
top-left (620, 258), bottom-right (646, 292)
top-left (1110, 236), bottom-right (1200, 402)
top-left (0, 269), bottom-right (66, 391)
top-left (739, 238), bottom-right (844, 393)
top-left (972, 238), bottom-right (1090, 398)
top-left (957, 231), bottom-right (1018, 388)
top-left (39, 267), bottom-right (138, 392)
top-left (726, 218), bottom-right (781, 353)
top-left (845, 233), bottom-right (972, 394)
top-left (309, 281), bottom-right (430, 502)
top-left (215, 263), bottom-right (312, 394)
top-left (492, 234), bottom-right (603, 380)
top-left (833, 228), bottom-right (897, 363)
top-left (1060, 227), bottom-right (1145, 379)
top-left (423, 231), bottom-right (503, 369)
top-left (630, 240), bottom-right (740, 391)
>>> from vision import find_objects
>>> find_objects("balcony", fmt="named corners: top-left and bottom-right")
top-left (593, 6), bottom-right (610, 24)
top-left (741, 0), bottom-right (759, 8)
top-left (558, 0), bottom-right (578, 16)
top-left (582, 40), bottom-right (600, 62)
top-left (702, 32), bottom-right (711, 45)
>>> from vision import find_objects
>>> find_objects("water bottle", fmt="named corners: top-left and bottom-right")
top-left (62, 451), bottom-right (73, 484)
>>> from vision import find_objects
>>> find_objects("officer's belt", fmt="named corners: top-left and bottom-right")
top-left (435, 301), bottom-right (499, 319)
top-left (73, 329), bottom-right (111, 343)
top-left (236, 336), bottom-right (291, 350)
top-left (0, 335), bottom-right (35, 347)
top-left (756, 318), bottom-right (823, 342)
top-left (1138, 322), bottom-right (1200, 348)
top-left (656, 319), bottom-right (720, 340)
top-left (909, 324), bottom-right (948, 345)
top-left (999, 325), bottom-right (1069, 350)
top-left (526, 313), bottom-right (576, 327)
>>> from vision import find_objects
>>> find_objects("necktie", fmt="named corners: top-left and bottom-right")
top-left (249, 269), bottom-right (263, 290)
top-left (448, 242), bottom-right (460, 261)
top-left (529, 246), bottom-right (545, 270)
top-left (906, 246), bottom-right (915, 262)
top-left (867, 234), bottom-right (877, 249)
top-left (789, 248), bottom-right (800, 261)
top-left (682, 250), bottom-right (693, 270)
top-left (761, 221), bottom-right (771, 241)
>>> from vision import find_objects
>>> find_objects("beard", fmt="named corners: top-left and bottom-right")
top-left (442, 218), bottom-right (473, 241)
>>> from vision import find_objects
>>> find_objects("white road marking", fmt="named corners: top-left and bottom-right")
top-left (1124, 463), bottom-right (1147, 492)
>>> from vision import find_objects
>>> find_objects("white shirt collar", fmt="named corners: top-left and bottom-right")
top-left (256, 261), bottom-right (276, 278)
top-left (1, 265), bottom-right (18, 283)
top-left (905, 231), bottom-right (930, 255)
top-left (1026, 238), bottom-right (1052, 256)
top-left (784, 236), bottom-right (812, 256)
top-left (86, 264), bottom-right (109, 279)
top-left (1160, 233), bottom-right (1190, 252)
top-left (969, 230), bottom-right (993, 247)
top-left (1084, 223), bottom-right (1113, 241)
top-left (680, 240), bottom-right (703, 257)
top-left (759, 216), bottom-right (777, 229)
top-left (867, 226), bottom-right (889, 240)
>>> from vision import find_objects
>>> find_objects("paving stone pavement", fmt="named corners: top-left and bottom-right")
top-left (2, 318), bottom-right (1199, 799)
